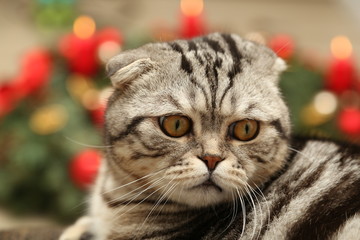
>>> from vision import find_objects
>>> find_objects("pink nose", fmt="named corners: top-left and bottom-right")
top-left (200, 155), bottom-right (223, 170)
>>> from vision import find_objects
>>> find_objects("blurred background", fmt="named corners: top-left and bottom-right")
top-left (0, 0), bottom-right (360, 231)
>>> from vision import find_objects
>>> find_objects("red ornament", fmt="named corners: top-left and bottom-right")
top-left (97, 27), bottom-right (123, 46)
top-left (59, 34), bottom-right (99, 76)
top-left (268, 35), bottom-right (295, 60)
top-left (326, 58), bottom-right (355, 94)
top-left (179, 0), bottom-right (206, 38)
top-left (9, 48), bottom-right (52, 98)
top-left (70, 149), bottom-right (101, 189)
top-left (90, 104), bottom-right (105, 128)
top-left (19, 49), bottom-right (52, 94)
top-left (338, 108), bottom-right (360, 135)
top-left (0, 48), bottom-right (52, 118)
top-left (180, 13), bottom-right (206, 39)
top-left (0, 83), bottom-right (17, 118)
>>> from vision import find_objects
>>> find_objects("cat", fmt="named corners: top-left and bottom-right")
top-left (60, 33), bottom-right (360, 240)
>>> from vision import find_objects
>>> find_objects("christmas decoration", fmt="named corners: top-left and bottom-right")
top-left (29, 104), bottom-right (69, 135)
top-left (179, 0), bottom-right (206, 38)
top-left (59, 16), bottom-right (123, 76)
top-left (70, 149), bottom-right (101, 189)
top-left (326, 36), bottom-right (355, 94)
top-left (269, 34), bottom-right (295, 60)
top-left (338, 108), bottom-right (360, 135)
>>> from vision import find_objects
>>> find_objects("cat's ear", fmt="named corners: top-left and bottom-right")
top-left (106, 50), bottom-right (155, 89)
top-left (272, 57), bottom-right (287, 74)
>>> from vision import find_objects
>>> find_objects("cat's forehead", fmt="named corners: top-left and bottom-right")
top-left (106, 33), bottom-right (287, 124)
top-left (146, 33), bottom-right (277, 69)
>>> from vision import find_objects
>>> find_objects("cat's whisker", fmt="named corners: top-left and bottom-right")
top-left (243, 185), bottom-right (258, 240)
top-left (64, 136), bottom-right (113, 149)
top-left (245, 183), bottom-right (263, 240)
top-left (149, 181), bottom-right (180, 223)
top-left (112, 178), bottom-right (171, 222)
top-left (115, 177), bottom-right (166, 205)
top-left (101, 168), bottom-right (166, 195)
top-left (236, 188), bottom-right (247, 239)
top-left (109, 177), bottom-right (166, 214)
top-left (288, 146), bottom-right (312, 161)
top-left (141, 177), bottom-right (178, 226)
top-left (229, 190), bottom-right (239, 234)
top-left (249, 180), bottom-right (271, 233)
top-left (107, 177), bottom-right (164, 204)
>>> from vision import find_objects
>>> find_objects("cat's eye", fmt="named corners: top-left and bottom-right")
top-left (229, 119), bottom-right (259, 141)
top-left (159, 115), bottom-right (192, 138)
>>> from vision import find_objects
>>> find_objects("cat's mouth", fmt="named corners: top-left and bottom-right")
top-left (192, 179), bottom-right (223, 192)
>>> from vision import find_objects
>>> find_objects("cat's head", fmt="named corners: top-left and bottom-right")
top-left (104, 33), bottom-right (290, 207)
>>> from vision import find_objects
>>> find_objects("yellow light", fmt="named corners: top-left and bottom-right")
top-left (82, 89), bottom-right (100, 110)
top-left (66, 75), bottom-right (94, 101)
top-left (30, 105), bottom-right (68, 135)
top-left (181, 0), bottom-right (204, 16)
top-left (330, 35), bottom-right (352, 59)
top-left (73, 15), bottom-right (96, 39)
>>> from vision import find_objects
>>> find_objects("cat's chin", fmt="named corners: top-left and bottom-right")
top-left (169, 182), bottom-right (233, 208)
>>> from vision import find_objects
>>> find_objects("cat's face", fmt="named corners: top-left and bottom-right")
top-left (105, 33), bottom-right (290, 207)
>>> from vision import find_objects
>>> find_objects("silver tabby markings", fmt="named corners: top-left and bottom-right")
top-left (60, 33), bottom-right (360, 240)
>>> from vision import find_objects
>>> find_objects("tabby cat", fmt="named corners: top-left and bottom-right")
top-left (60, 33), bottom-right (360, 240)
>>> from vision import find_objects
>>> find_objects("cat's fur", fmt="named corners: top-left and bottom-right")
top-left (60, 33), bottom-right (360, 240)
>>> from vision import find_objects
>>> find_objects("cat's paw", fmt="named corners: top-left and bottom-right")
top-left (59, 216), bottom-right (93, 240)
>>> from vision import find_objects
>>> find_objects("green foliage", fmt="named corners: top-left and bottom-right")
top-left (0, 69), bottom-right (102, 223)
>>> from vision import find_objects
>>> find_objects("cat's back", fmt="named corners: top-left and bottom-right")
top-left (239, 137), bottom-right (360, 240)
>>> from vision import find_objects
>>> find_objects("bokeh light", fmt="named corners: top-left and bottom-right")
top-left (331, 35), bottom-right (352, 59)
top-left (73, 15), bottom-right (96, 39)
top-left (181, 0), bottom-right (204, 16)
top-left (313, 91), bottom-right (338, 115)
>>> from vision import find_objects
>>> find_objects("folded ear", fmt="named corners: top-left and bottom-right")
top-left (106, 50), bottom-right (155, 89)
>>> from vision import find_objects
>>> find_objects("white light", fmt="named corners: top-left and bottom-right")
top-left (98, 41), bottom-right (121, 63)
top-left (314, 91), bottom-right (338, 115)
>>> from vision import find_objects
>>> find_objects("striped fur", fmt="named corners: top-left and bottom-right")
top-left (60, 33), bottom-right (360, 240)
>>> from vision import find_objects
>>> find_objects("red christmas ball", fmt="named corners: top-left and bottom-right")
top-left (18, 49), bottom-right (53, 96)
top-left (268, 34), bottom-right (295, 60)
top-left (70, 149), bottom-right (101, 189)
top-left (326, 59), bottom-right (355, 94)
top-left (90, 104), bottom-right (105, 128)
top-left (59, 34), bottom-right (99, 76)
top-left (338, 108), bottom-right (360, 135)
top-left (0, 83), bottom-right (17, 118)
top-left (97, 27), bottom-right (123, 46)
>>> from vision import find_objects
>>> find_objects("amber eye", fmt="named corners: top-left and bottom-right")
top-left (159, 115), bottom-right (192, 138)
top-left (229, 119), bottom-right (260, 141)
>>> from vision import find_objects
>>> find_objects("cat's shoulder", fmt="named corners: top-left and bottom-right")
top-left (265, 136), bottom-right (360, 193)
top-left (290, 135), bottom-right (360, 165)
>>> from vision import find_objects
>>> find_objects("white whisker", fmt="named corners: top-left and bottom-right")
top-left (236, 188), bottom-right (247, 239)
top-left (101, 168), bottom-right (166, 195)
top-left (112, 178), bottom-right (170, 222)
top-left (140, 178), bottom-right (178, 227)
top-left (250, 180), bottom-right (271, 234)
top-left (65, 136), bottom-right (112, 149)
top-left (246, 183), bottom-right (263, 240)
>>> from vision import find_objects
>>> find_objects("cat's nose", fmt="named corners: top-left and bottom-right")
top-left (199, 155), bottom-right (223, 171)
